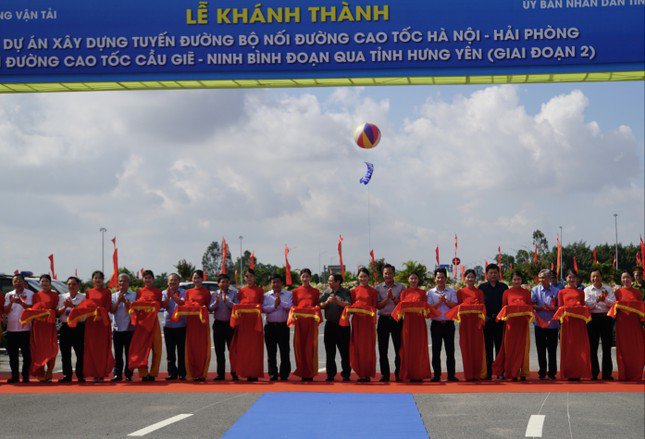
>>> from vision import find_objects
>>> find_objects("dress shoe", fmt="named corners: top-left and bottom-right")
top-left (179, 377), bottom-right (186, 381)
top-left (547, 376), bottom-right (557, 381)
top-left (301, 377), bottom-right (314, 382)
top-left (269, 375), bottom-right (279, 382)
top-left (342, 377), bottom-right (351, 382)
top-left (7, 378), bottom-right (20, 384)
top-left (520, 376), bottom-right (526, 382)
top-left (279, 376), bottom-right (289, 381)
top-left (602, 376), bottom-right (614, 381)
top-left (379, 376), bottom-right (390, 382)
top-left (58, 377), bottom-right (72, 383)
top-left (111, 376), bottom-right (123, 382)
top-left (247, 377), bottom-right (258, 382)
top-left (538, 375), bottom-right (547, 380)
top-left (430, 376), bottom-right (441, 382)
top-left (77, 378), bottom-right (86, 383)
top-left (567, 378), bottom-right (581, 382)
top-left (325, 377), bottom-right (334, 382)
top-left (213, 375), bottom-right (225, 381)
top-left (357, 377), bottom-right (370, 383)
top-left (165, 375), bottom-right (178, 381)
top-left (231, 374), bottom-right (239, 382)
top-left (193, 377), bottom-right (205, 382)
top-left (410, 379), bottom-right (423, 383)
top-left (447, 376), bottom-right (459, 382)
top-left (22, 378), bottom-right (30, 383)
top-left (125, 376), bottom-right (132, 382)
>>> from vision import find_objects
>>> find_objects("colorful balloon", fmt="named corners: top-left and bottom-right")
top-left (354, 123), bottom-right (381, 149)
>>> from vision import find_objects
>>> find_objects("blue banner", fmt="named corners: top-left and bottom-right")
top-left (0, 0), bottom-right (643, 84)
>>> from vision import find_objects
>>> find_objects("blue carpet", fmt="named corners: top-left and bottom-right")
top-left (223, 392), bottom-right (428, 438)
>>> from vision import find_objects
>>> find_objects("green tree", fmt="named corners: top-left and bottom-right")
top-left (175, 259), bottom-right (195, 281)
top-left (202, 241), bottom-right (234, 277)
top-left (533, 229), bottom-right (549, 255)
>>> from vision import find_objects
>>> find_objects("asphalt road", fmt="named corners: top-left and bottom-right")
top-left (1, 316), bottom-right (640, 439)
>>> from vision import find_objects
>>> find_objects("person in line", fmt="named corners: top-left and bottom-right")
top-left (394, 272), bottom-right (433, 382)
top-left (319, 273), bottom-right (351, 382)
top-left (347, 268), bottom-right (378, 383)
top-left (84, 270), bottom-right (115, 382)
top-left (427, 268), bottom-right (458, 382)
top-left (230, 268), bottom-right (264, 381)
top-left (30, 274), bottom-right (59, 382)
top-left (4, 274), bottom-right (33, 383)
top-left (531, 269), bottom-right (559, 381)
top-left (557, 270), bottom-right (592, 381)
top-left (129, 270), bottom-right (163, 382)
top-left (262, 274), bottom-right (292, 381)
top-left (584, 270), bottom-right (616, 381)
top-left (162, 273), bottom-right (187, 381)
top-left (182, 270), bottom-right (212, 382)
top-left (374, 264), bottom-right (405, 382)
top-left (493, 271), bottom-right (532, 381)
top-left (209, 273), bottom-right (238, 381)
top-left (609, 271), bottom-right (644, 381)
top-left (454, 269), bottom-right (487, 381)
top-left (290, 268), bottom-right (321, 382)
top-left (57, 276), bottom-right (86, 383)
top-left (631, 266), bottom-right (644, 299)
top-left (479, 263), bottom-right (508, 380)
top-left (110, 273), bottom-right (136, 382)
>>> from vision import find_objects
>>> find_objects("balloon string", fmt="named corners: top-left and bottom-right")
top-left (367, 185), bottom-right (371, 254)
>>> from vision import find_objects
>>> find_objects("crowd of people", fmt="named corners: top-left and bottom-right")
top-left (2, 264), bottom-right (643, 384)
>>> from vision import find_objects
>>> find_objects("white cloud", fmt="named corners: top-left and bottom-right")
top-left (0, 84), bottom-right (642, 279)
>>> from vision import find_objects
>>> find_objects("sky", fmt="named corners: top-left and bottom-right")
top-left (0, 81), bottom-right (643, 280)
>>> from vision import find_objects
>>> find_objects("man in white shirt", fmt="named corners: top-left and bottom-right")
top-left (3, 274), bottom-right (34, 383)
top-left (262, 274), bottom-right (293, 381)
top-left (427, 268), bottom-right (459, 382)
top-left (583, 270), bottom-right (616, 381)
top-left (110, 273), bottom-right (137, 381)
top-left (56, 276), bottom-right (87, 383)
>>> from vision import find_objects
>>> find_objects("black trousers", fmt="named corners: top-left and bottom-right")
top-left (113, 330), bottom-right (133, 378)
top-left (59, 323), bottom-right (85, 379)
top-left (588, 313), bottom-right (614, 379)
top-left (164, 326), bottom-right (186, 378)
top-left (323, 320), bottom-right (350, 379)
top-left (484, 317), bottom-right (504, 378)
top-left (534, 326), bottom-right (558, 378)
top-left (430, 320), bottom-right (456, 378)
top-left (212, 320), bottom-right (234, 377)
top-left (264, 322), bottom-right (291, 379)
top-left (377, 315), bottom-right (402, 379)
top-left (6, 331), bottom-right (31, 380)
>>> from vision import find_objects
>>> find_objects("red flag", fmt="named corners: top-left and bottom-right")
top-left (108, 248), bottom-right (118, 288)
top-left (221, 238), bottom-right (228, 274)
top-left (203, 268), bottom-right (208, 281)
top-left (572, 256), bottom-right (578, 273)
top-left (284, 245), bottom-right (292, 286)
top-left (497, 246), bottom-right (502, 277)
top-left (74, 268), bottom-right (78, 277)
top-left (593, 247), bottom-right (598, 264)
top-left (636, 252), bottom-right (642, 268)
top-left (640, 236), bottom-right (645, 268)
top-left (14, 269), bottom-right (19, 275)
top-left (484, 260), bottom-right (488, 280)
top-left (249, 250), bottom-right (255, 270)
top-left (533, 244), bottom-right (538, 264)
top-left (612, 254), bottom-right (617, 270)
top-left (328, 266), bottom-right (332, 275)
top-left (338, 235), bottom-right (345, 279)
top-left (454, 234), bottom-right (458, 257)
top-left (435, 246), bottom-right (440, 266)
top-left (370, 249), bottom-right (376, 282)
top-left (111, 236), bottom-right (116, 247)
top-left (48, 254), bottom-right (56, 279)
top-left (510, 262), bottom-right (514, 271)
top-left (556, 234), bottom-right (562, 279)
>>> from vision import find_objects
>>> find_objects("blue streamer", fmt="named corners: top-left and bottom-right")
top-left (359, 162), bottom-right (374, 185)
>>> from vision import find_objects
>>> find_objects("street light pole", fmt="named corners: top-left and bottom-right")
top-left (100, 227), bottom-right (107, 273)
top-left (238, 235), bottom-right (244, 282)
top-left (614, 213), bottom-right (619, 270)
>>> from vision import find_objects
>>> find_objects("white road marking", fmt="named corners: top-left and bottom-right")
top-left (524, 415), bottom-right (545, 438)
top-left (566, 392), bottom-right (574, 439)
top-left (128, 414), bottom-right (193, 437)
